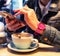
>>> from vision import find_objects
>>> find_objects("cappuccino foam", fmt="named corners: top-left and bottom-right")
top-left (12, 32), bottom-right (33, 39)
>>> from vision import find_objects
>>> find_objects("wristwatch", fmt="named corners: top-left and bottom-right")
top-left (35, 22), bottom-right (46, 34)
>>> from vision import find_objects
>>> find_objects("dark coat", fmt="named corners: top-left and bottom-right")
top-left (25, 0), bottom-right (59, 23)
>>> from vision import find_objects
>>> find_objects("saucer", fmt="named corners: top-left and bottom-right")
top-left (7, 42), bottom-right (39, 52)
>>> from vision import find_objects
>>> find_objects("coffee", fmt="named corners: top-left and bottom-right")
top-left (11, 32), bottom-right (34, 49)
top-left (12, 32), bottom-right (33, 39)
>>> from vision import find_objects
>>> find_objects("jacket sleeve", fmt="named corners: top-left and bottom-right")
top-left (40, 25), bottom-right (60, 48)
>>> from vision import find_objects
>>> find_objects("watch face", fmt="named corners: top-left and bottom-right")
top-left (38, 23), bottom-right (46, 30)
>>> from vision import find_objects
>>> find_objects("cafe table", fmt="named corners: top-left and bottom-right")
top-left (0, 43), bottom-right (60, 56)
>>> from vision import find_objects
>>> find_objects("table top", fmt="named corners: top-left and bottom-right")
top-left (0, 43), bottom-right (60, 56)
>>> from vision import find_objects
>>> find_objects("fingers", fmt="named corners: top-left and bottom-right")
top-left (6, 21), bottom-right (24, 31)
top-left (5, 18), bottom-right (10, 23)
top-left (12, 25), bottom-right (23, 31)
top-left (13, 9), bottom-right (20, 12)
top-left (7, 22), bottom-right (21, 31)
top-left (5, 18), bottom-right (25, 31)
top-left (14, 5), bottom-right (30, 16)
top-left (14, 12), bottom-right (21, 16)
top-left (14, 9), bottom-right (28, 16)
top-left (6, 19), bottom-right (17, 26)
top-left (13, 9), bottom-right (21, 16)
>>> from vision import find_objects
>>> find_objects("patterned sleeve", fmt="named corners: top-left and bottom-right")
top-left (41, 25), bottom-right (60, 47)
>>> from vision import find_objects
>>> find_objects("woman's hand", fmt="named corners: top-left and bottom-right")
top-left (5, 19), bottom-right (20, 31)
top-left (14, 5), bottom-right (40, 31)
top-left (5, 18), bottom-right (25, 31)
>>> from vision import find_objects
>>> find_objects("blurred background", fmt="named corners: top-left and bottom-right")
top-left (0, 0), bottom-right (28, 25)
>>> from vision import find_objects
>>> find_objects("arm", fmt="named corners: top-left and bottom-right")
top-left (0, 11), bottom-right (25, 32)
top-left (14, 5), bottom-right (60, 47)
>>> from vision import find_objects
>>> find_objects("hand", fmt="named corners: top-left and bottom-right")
top-left (5, 18), bottom-right (25, 31)
top-left (14, 5), bottom-right (40, 31)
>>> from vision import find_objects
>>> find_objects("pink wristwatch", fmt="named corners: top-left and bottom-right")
top-left (35, 22), bottom-right (46, 34)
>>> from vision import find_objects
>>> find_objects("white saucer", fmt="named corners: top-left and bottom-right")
top-left (7, 42), bottom-right (39, 52)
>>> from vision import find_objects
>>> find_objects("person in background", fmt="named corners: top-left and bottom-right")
top-left (5, 0), bottom-right (60, 47)
top-left (0, 0), bottom-right (11, 12)
top-left (0, 0), bottom-right (6, 10)
top-left (0, 0), bottom-right (6, 22)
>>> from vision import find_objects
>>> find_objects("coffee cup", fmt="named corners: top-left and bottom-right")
top-left (11, 32), bottom-right (38, 49)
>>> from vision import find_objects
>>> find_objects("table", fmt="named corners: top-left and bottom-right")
top-left (0, 43), bottom-right (60, 56)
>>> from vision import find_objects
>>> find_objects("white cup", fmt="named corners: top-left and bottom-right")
top-left (11, 32), bottom-right (38, 49)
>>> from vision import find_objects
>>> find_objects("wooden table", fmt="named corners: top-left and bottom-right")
top-left (0, 43), bottom-right (60, 56)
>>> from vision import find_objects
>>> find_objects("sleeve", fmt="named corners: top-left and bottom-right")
top-left (40, 25), bottom-right (60, 47)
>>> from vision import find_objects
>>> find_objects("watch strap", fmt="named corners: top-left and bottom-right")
top-left (35, 22), bottom-right (46, 34)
